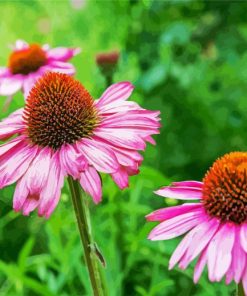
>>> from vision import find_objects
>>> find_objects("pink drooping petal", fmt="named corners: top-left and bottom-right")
top-left (225, 227), bottom-right (246, 284)
top-left (155, 182), bottom-right (203, 200)
top-left (80, 166), bottom-right (102, 204)
top-left (148, 208), bottom-right (204, 241)
top-left (207, 223), bottom-right (235, 282)
top-left (94, 127), bottom-right (146, 150)
top-left (193, 246), bottom-right (209, 283)
top-left (111, 166), bottom-right (129, 189)
top-left (0, 137), bottom-right (24, 158)
top-left (38, 153), bottom-right (64, 218)
top-left (14, 39), bottom-right (29, 50)
top-left (243, 267), bottom-right (247, 296)
top-left (22, 194), bottom-right (40, 216)
top-left (0, 67), bottom-right (10, 78)
top-left (47, 47), bottom-right (81, 62)
top-left (240, 223), bottom-right (247, 252)
top-left (0, 76), bottom-right (23, 96)
top-left (178, 217), bottom-right (220, 269)
top-left (171, 181), bottom-right (203, 189)
top-left (0, 140), bottom-right (38, 188)
top-left (43, 61), bottom-right (75, 75)
top-left (77, 138), bottom-right (119, 173)
top-left (146, 203), bottom-right (202, 222)
top-left (23, 73), bottom-right (39, 99)
top-left (0, 109), bottom-right (25, 139)
top-left (59, 144), bottom-right (81, 179)
top-left (97, 82), bottom-right (134, 109)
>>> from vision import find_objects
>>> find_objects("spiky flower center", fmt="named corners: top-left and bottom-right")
top-left (8, 44), bottom-right (47, 75)
top-left (23, 72), bottom-right (98, 150)
top-left (202, 152), bottom-right (247, 224)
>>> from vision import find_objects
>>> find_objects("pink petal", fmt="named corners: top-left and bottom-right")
top-left (172, 181), bottom-right (203, 188)
top-left (111, 167), bottom-right (129, 189)
top-left (80, 166), bottom-right (102, 204)
top-left (14, 39), bottom-right (29, 50)
top-left (193, 246), bottom-right (209, 283)
top-left (23, 74), bottom-right (39, 99)
top-left (155, 183), bottom-right (202, 200)
top-left (207, 223), bottom-right (235, 282)
top-left (59, 144), bottom-right (80, 179)
top-left (0, 141), bottom-right (38, 188)
top-left (148, 208), bottom-right (204, 241)
top-left (243, 268), bottom-right (247, 296)
top-left (0, 109), bottom-right (25, 140)
top-left (146, 203), bottom-right (201, 222)
top-left (240, 223), bottom-right (247, 252)
top-left (38, 153), bottom-right (64, 218)
top-left (97, 82), bottom-right (134, 108)
top-left (77, 138), bottom-right (119, 173)
top-left (0, 67), bottom-right (10, 78)
top-left (0, 76), bottom-right (23, 96)
top-left (226, 227), bottom-right (246, 284)
top-left (47, 47), bottom-right (81, 62)
top-left (94, 127), bottom-right (146, 150)
top-left (178, 217), bottom-right (220, 269)
top-left (43, 61), bottom-right (75, 75)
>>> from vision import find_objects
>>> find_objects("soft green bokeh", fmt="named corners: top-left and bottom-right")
top-left (0, 0), bottom-right (246, 295)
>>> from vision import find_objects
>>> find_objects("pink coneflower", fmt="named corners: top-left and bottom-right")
top-left (0, 40), bottom-right (80, 101)
top-left (147, 152), bottom-right (247, 294)
top-left (0, 72), bottom-right (160, 218)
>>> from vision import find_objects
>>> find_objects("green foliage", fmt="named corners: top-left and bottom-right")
top-left (0, 0), bottom-right (245, 295)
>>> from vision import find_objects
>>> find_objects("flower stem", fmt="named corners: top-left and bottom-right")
top-left (237, 283), bottom-right (245, 296)
top-left (68, 176), bottom-right (105, 296)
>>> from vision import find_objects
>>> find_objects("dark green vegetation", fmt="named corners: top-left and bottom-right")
top-left (0, 1), bottom-right (246, 295)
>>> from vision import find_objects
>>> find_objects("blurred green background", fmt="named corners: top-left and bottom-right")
top-left (0, 0), bottom-right (246, 295)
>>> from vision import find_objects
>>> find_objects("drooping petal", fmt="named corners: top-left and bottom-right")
top-left (59, 144), bottom-right (80, 179)
top-left (0, 109), bottom-right (25, 140)
top-left (0, 76), bottom-right (23, 96)
top-left (80, 166), bottom-right (102, 204)
top-left (47, 47), bottom-right (81, 62)
top-left (146, 203), bottom-right (202, 222)
top-left (38, 153), bottom-right (64, 218)
top-left (207, 223), bottom-right (235, 282)
top-left (111, 166), bottom-right (129, 189)
top-left (97, 82), bottom-right (134, 109)
top-left (94, 127), bottom-right (146, 151)
top-left (226, 227), bottom-right (246, 284)
top-left (0, 140), bottom-right (38, 188)
top-left (148, 208), bottom-right (204, 241)
top-left (155, 183), bottom-right (203, 200)
top-left (77, 138), bottom-right (119, 173)
top-left (193, 246), bottom-right (209, 283)
top-left (43, 61), bottom-right (75, 75)
top-left (243, 267), bottom-right (247, 296)
top-left (171, 181), bottom-right (203, 188)
top-left (240, 223), bottom-right (247, 252)
top-left (178, 217), bottom-right (220, 269)
top-left (14, 39), bottom-right (29, 50)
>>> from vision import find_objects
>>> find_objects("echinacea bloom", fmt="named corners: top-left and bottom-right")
top-left (0, 40), bottom-right (80, 102)
top-left (147, 152), bottom-right (247, 294)
top-left (0, 72), bottom-right (160, 218)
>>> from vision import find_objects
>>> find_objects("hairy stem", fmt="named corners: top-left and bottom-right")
top-left (68, 176), bottom-right (105, 296)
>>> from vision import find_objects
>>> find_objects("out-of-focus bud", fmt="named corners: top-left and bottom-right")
top-left (95, 51), bottom-right (120, 86)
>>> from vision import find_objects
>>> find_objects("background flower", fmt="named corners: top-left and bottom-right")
top-left (0, 39), bottom-right (80, 102)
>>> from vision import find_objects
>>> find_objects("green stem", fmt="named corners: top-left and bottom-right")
top-left (237, 283), bottom-right (245, 296)
top-left (68, 176), bottom-right (105, 296)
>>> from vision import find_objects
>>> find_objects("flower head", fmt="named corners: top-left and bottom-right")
top-left (147, 152), bottom-right (247, 294)
top-left (0, 40), bottom-right (80, 101)
top-left (0, 72), bottom-right (160, 218)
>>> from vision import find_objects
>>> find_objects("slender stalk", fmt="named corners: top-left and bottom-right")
top-left (237, 283), bottom-right (245, 296)
top-left (68, 176), bottom-right (105, 296)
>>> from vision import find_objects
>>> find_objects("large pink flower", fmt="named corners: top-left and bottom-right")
top-left (0, 72), bottom-right (160, 218)
top-left (147, 152), bottom-right (247, 294)
top-left (0, 40), bottom-right (80, 100)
